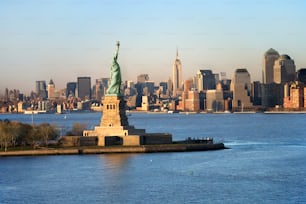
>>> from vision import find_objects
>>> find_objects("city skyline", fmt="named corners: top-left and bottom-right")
top-left (1, 0), bottom-right (306, 94)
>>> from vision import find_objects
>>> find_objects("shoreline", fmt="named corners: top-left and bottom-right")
top-left (2, 110), bottom-right (306, 115)
top-left (0, 143), bottom-right (226, 157)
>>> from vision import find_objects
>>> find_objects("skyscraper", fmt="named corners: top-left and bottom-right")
top-left (196, 69), bottom-right (216, 91)
top-left (35, 80), bottom-right (47, 99)
top-left (125, 80), bottom-right (137, 96)
top-left (263, 48), bottom-right (280, 84)
top-left (93, 79), bottom-right (104, 101)
top-left (159, 82), bottom-right (168, 95)
top-left (230, 69), bottom-right (252, 109)
top-left (135, 74), bottom-right (148, 96)
top-left (167, 78), bottom-right (173, 97)
top-left (143, 81), bottom-right (155, 96)
top-left (66, 82), bottom-right (77, 97)
top-left (77, 77), bottom-right (91, 100)
top-left (47, 79), bottom-right (55, 99)
top-left (273, 54), bottom-right (296, 84)
top-left (172, 49), bottom-right (182, 97)
top-left (206, 89), bottom-right (224, 112)
top-left (297, 68), bottom-right (306, 84)
top-left (137, 74), bottom-right (149, 83)
top-left (4, 88), bottom-right (8, 102)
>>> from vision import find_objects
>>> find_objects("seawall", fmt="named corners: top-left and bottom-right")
top-left (0, 143), bottom-right (226, 157)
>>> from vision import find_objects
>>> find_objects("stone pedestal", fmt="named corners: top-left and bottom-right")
top-left (100, 95), bottom-right (129, 127)
top-left (84, 95), bottom-right (145, 146)
top-left (83, 95), bottom-right (172, 146)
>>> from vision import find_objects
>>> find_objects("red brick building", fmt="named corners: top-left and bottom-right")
top-left (283, 81), bottom-right (305, 109)
top-left (177, 80), bottom-right (200, 112)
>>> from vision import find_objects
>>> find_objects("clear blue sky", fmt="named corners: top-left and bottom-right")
top-left (0, 0), bottom-right (305, 94)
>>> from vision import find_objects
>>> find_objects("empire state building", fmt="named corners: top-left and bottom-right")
top-left (172, 49), bottom-right (182, 97)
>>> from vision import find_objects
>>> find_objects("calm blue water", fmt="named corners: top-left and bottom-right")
top-left (0, 112), bottom-right (306, 204)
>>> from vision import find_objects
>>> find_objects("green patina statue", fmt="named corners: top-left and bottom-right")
top-left (106, 41), bottom-right (122, 96)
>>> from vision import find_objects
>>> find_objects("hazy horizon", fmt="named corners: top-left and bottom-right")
top-left (1, 0), bottom-right (305, 95)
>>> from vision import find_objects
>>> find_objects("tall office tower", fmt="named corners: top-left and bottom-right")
top-left (9, 89), bottom-right (20, 101)
top-left (220, 72), bottom-right (227, 80)
top-left (230, 69), bottom-right (252, 108)
top-left (273, 54), bottom-right (296, 84)
top-left (252, 81), bottom-right (262, 106)
top-left (220, 79), bottom-right (231, 91)
top-left (47, 79), bottom-right (55, 99)
top-left (135, 74), bottom-right (148, 96)
top-left (127, 80), bottom-right (134, 89)
top-left (77, 77), bottom-right (91, 100)
top-left (159, 82), bottom-right (168, 95)
top-left (167, 78), bottom-right (173, 97)
top-left (172, 49), bottom-right (182, 97)
top-left (101, 78), bottom-right (109, 87)
top-left (263, 48), bottom-right (280, 84)
top-left (137, 74), bottom-right (149, 83)
top-left (196, 70), bottom-right (216, 91)
top-left (214, 73), bottom-right (220, 84)
top-left (93, 79), bottom-right (104, 100)
top-left (261, 83), bottom-right (283, 108)
top-left (4, 88), bottom-right (9, 101)
top-left (143, 81), bottom-right (155, 96)
top-left (297, 68), bottom-right (306, 84)
top-left (66, 82), bottom-right (77, 97)
top-left (125, 80), bottom-right (137, 96)
top-left (35, 80), bottom-right (47, 99)
top-left (206, 90), bottom-right (224, 112)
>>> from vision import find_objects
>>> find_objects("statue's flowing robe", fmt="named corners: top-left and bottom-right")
top-left (106, 60), bottom-right (122, 95)
top-left (106, 44), bottom-right (121, 95)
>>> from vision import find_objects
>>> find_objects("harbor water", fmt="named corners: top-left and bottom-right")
top-left (0, 112), bottom-right (306, 203)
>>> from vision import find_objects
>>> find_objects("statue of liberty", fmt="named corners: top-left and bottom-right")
top-left (106, 41), bottom-right (122, 96)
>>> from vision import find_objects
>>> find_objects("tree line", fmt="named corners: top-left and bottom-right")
top-left (0, 120), bottom-right (89, 152)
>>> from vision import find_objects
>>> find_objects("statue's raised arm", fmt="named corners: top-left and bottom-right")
top-left (114, 41), bottom-right (119, 60)
top-left (106, 41), bottom-right (122, 96)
